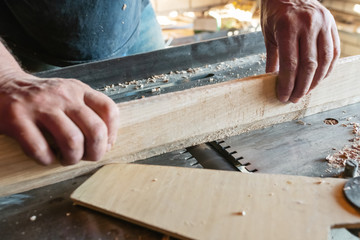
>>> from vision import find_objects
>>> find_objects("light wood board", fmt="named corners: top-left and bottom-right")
top-left (1, 56), bottom-right (360, 197)
top-left (71, 163), bottom-right (360, 240)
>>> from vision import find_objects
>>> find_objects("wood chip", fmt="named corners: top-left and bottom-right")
top-left (326, 122), bottom-right (360, 169)
top-left (234, 211), bottom-right (246, 216)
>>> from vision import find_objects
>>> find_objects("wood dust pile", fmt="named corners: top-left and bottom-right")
top-left (326, 122), bottom-right (360, 168)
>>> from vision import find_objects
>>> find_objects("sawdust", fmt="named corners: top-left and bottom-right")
top-left (97, 53), bottom-right (266, 100)
top-left (326, 122), bottom-right (360, 169)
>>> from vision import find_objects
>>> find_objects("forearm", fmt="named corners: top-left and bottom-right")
top-left (0, 39), bottom-right (27, 81)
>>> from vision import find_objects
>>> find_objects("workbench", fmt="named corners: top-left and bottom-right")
top-left (1, 32), bottom-right (360, 239)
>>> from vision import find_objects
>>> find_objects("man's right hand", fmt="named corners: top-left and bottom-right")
top-left (261, 0), bottom-right (340, 103)
top-left (0, 73), bottom-right (119, 166)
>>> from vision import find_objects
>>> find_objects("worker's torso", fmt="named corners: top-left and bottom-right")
top-left (0, 0), bottom-right (149, 66)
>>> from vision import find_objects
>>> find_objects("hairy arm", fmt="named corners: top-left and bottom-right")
top-left (0, 40), bottom-right (119, 165)
top-left (261, 0), bottom-right (340, 103)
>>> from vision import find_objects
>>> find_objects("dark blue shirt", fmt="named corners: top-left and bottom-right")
top-left (0, 0), bottom-right (149, 66)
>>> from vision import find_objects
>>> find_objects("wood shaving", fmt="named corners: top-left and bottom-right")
top-left (326, 122), bottom-right (360, 169)
top-left (260, 53), bottom-right (266, 61)
top-left (234, 211), bottom-right (246, 216)
top-left (324, 118), bottom-right (338, 125)
top-left (151, 87), bottom-right (161, 93)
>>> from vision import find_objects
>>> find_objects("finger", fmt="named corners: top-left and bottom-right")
top-left (84, 91), bottom-right (119, 150)
top-left (325, 22), bottom-right (341, 78)
top-left (290, 33), bottom-right (318, 103)
top-left (308, 29), bottom-right (333, 93)
top-left (38, 110), bottom-right (84, 166)
top-left (276, 30), bottom-right (299, 103)
top-left (67, 105), bottom-right (108, 161)
top-left (265, 41), bottom-right (279, 73)
top-left (7, 116), bottom-right (55, 165)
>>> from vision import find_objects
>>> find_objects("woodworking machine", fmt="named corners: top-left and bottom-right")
top-left (1, 31), bottom-right (360, 239)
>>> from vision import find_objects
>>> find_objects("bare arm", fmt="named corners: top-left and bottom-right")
top-left (0, 41), bottom-right (119, 165)
top-left (261, 0), bottom-right (340, 103)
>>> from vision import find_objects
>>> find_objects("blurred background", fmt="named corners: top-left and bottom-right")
top-left (151, 0), bottom-right (360, 57)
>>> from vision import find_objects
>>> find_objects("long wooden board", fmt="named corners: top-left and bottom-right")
top-left (1, 56), bottom-right (360, 197)
top-left (71, 163), bottom-right (360, 240)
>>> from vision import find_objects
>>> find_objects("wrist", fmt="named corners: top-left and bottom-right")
top-left (0, 69), bottom-right (34, 86)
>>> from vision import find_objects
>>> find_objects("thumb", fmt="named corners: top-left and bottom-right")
top-left (265, 41), bottom-right (279, 73)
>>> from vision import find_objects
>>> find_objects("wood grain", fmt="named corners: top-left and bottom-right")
top-left (1, 55), bottom-right (360, 197)
top-left (71, 163), bottom-right (360, 240)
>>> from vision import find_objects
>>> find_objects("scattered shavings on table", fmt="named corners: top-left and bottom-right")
top-left (326, 122), bottom-right (360, 169)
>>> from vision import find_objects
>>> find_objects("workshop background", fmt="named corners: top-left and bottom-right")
top-left (151, 0), bottom-right (360, 57)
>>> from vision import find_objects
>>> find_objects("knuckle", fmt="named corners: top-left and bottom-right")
top-left (283, 58), bottom-right (298, 73)
top-left (68, 78), bottom-right (83, 85)
top-left (89, 122), bottom-right (107, 144)
top-left (299, 9), bottom-right (322, 30)
top-left (301, 59), bottom-right (318, 71)
top-left (59, 132), bottom-right (84, 164)
top-left (25, 92), bottom-right (49, 106)
top-left (319, 7), bottom-right (332, 20)
top-left (68, 78), bottom-right (88, 90)
top-left (66, 132), bottom-right (84, 151)
top-left (302, 11), bottom-right (314, 25)
top-left (322, 49), bottom-right (333, 62)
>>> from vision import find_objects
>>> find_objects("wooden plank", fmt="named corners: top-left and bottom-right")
top-left (1, 55), bottom-right (360, 197)
top-left (71, 163), bottom-right (360, 240)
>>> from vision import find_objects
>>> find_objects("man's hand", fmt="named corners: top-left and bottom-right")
top-left (261, 0), bottom-right (340, 103)
top-left (0, 73), bottom-right (119, 166)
